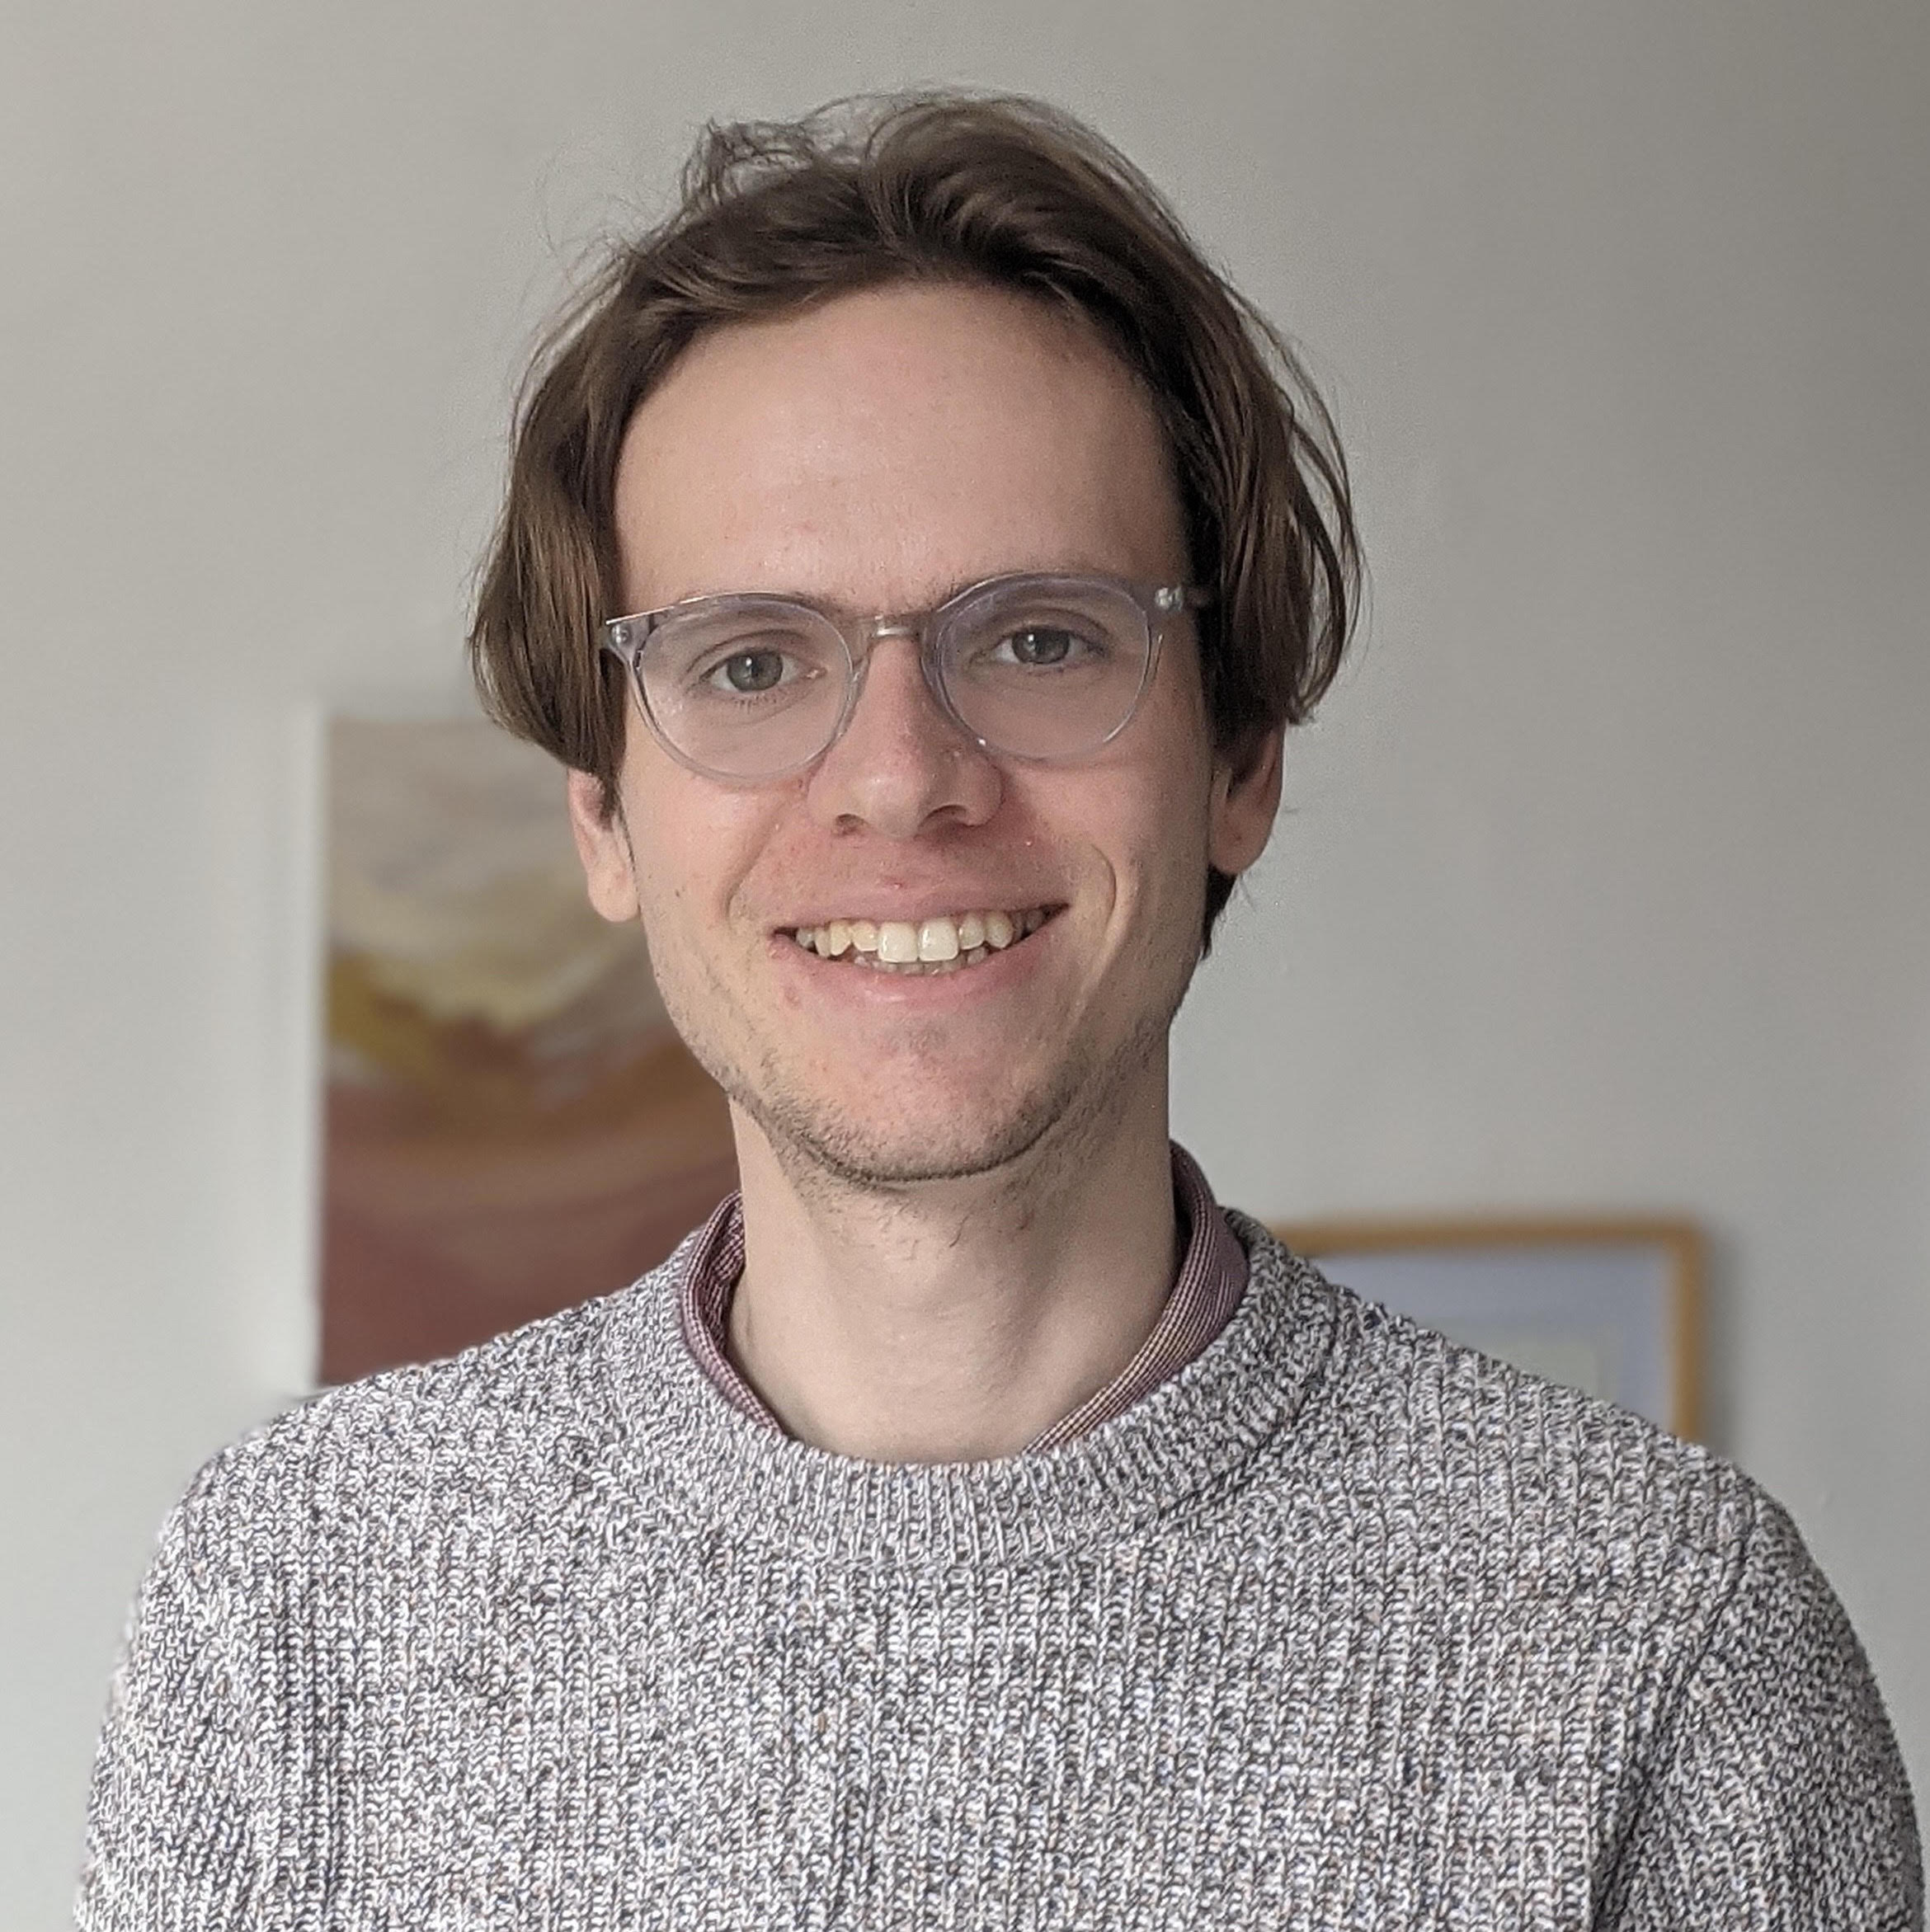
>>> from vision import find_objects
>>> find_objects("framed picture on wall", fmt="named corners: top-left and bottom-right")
top-left (1271, 1218), bottom-right (1703, 1440)
top-left (319, 716), bottom-right (740, 1386)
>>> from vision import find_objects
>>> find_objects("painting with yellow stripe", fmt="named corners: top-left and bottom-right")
top-left (321, 717), bottom-right (737, 1383)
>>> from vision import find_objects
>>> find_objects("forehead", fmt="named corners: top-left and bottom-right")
top-left (611, 280), bottom-right (1187, 612)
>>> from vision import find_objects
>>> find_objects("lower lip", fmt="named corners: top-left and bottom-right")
top-left (767, 919), bottom-right (1057, 1006)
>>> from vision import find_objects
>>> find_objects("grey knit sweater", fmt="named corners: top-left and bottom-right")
top-left (80, 1217), bottom-right (1922, 1928)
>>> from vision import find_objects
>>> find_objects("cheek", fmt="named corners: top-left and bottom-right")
top-left (1108, 711), bottom-right (1218, 895)
top-left (1134, 794), bottom-right (1215, 941)
top-left (619, 762), bottom-right (768, 939)
top-left (1025, 758), bottom-right (1213, 942)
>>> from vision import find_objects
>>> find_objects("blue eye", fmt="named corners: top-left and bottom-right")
top-left (1001, 627), bottom-right (1076, 667)
top-left (688, 637), bottom-right (823, 700)
top-left (984, 623), bottom-right (1114, 670)
top-left (710, 649), bottom-right (790, 693)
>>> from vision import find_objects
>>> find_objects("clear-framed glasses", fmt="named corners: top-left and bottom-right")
top-left (600, 571), bottom-right (1209, 784)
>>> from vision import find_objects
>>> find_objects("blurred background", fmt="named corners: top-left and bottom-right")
top-left (3, 0), bottom-right (1926, 1919)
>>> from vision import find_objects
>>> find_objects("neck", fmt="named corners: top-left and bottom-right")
top-left (724, 1083), bottom-right (1180, 1462)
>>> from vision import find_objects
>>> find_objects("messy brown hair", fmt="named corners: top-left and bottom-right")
top-left (469, 92), bottom-right (1359, 943)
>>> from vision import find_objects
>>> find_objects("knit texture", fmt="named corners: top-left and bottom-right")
top-left (78, 1218), bottom-right (1923, 1929)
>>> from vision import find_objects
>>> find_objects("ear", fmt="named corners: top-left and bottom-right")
top-left (565, 769), bottom-right (642, 923)
top-left (1207, 728), bottom-right (1284, 877)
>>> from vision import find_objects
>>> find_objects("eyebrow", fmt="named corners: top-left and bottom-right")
top-left (648, 562), bottom-right (1136, 622)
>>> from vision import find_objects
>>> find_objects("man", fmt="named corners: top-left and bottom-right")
top-left (80, 94), bottom-right (1919, 1927)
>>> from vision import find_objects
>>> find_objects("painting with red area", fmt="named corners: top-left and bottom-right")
top-left (320, 717), bottom-right (737, 1382)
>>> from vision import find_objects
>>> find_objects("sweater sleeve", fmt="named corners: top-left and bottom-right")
top-left (75, 1462), bottom-right (275, 1930)
top-left (1599, 1493), bottom-right (1923, 1930)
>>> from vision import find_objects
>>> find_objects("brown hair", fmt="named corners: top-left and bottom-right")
top-left (469, 91), bottom-right (1359, 943)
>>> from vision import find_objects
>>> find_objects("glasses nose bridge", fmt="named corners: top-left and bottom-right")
top-left (847, 609), bottom-right (932, 660)
top-left (840, 607), bottom-right (957, 719)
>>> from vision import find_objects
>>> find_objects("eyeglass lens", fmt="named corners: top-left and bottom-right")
top-left (632, 577), bottom-right (1157, 780)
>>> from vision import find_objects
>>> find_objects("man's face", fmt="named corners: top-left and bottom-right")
top-left (570, 280), bottom-right (1279, 1188)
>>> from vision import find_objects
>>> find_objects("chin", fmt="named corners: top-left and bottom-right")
top-left (666, 970), bottom-right (1178, 1196)
top-left (751, 1094), bottom-right (1064, 1192)
top-left (725, 1053), bottom-right (1100, 1193)
top-left (727, 1012), bottom-right (1174, 1196)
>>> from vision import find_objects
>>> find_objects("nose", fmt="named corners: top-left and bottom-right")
top-left (803, 633), bottom-right (1004, 839)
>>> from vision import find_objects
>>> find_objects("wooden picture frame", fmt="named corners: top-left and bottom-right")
top-left (1270, 1217), bottom-right (1703, 1440)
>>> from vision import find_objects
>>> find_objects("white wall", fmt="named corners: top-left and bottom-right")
top-left (3, 0), bottom-right (1924, 1920)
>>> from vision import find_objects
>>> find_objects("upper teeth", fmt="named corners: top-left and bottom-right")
top-left (791, 907), bottom-right (1047, 963)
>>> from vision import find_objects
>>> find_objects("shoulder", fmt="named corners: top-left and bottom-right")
top-left (79, 1247), bottom-right (688, 1928)
top-left (1619, 1485), bottom-right (1924, 1917)
top-left (1237, 1225), bottom-right (1922, 1908)
top-left (172, 1252), bottom-right (680, 1572)
top-left (1236, 1220), bottom-right (1761, 1600)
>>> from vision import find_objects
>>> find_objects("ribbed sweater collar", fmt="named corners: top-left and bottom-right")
top-left (607, 1215), bottom-right (1338, 1568)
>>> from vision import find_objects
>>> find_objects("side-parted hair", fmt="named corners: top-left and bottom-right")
top-left (469, 92), bottom-right (1359, 943)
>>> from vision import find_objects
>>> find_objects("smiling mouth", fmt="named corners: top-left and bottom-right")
top-left (787, 906), bottom-right (1054, 975)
